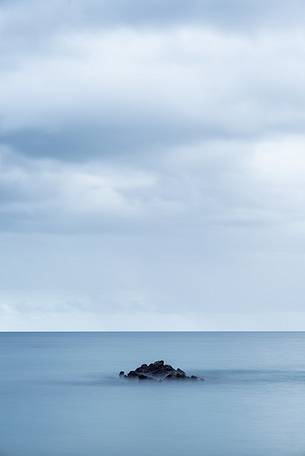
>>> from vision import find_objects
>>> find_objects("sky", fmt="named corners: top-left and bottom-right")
top-left (1, 0), bottom-right (305, 330)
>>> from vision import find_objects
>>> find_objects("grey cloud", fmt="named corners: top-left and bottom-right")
top-left (1, 24), bottom-right (305, 164)
top-left (0, 122), bottom-right (203, 162)
top-left (1, 134), bottom-right (305, 235)
top-left (2, 0), bottom-right (305, 329)
top-left (3, 0), bottom-right (305, 33)
top-left (1, 0), bottom-right (305, 68)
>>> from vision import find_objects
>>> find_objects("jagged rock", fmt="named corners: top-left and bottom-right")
top-left (119, 360), bottom-right (202, 382)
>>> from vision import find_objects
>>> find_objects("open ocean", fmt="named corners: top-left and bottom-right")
top-left (1, 331), bottom-right (305, 456)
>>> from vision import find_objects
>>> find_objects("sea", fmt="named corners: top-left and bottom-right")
top-left (1, 331), bottom-right (305, 456)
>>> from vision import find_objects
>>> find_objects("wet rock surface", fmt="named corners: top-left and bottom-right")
top-left (119, 360), bottom-right (202, 381)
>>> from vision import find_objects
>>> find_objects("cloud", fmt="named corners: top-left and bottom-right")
top-left (1, 0), bottom-right (305, 329)
top-left (1, 25), bottom-right (305, 165)
top-left (2, 133), bottom-right (305, 235)
top-left (2, 0), bottom-right (305, 46)
top-left (0, 147), bottom-right (161, 232)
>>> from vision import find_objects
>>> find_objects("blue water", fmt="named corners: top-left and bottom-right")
top-left (1, 332), bottom-right (305, 456)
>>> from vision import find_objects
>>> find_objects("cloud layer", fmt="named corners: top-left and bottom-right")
top-left (1, 1), bottom-right (305, 329)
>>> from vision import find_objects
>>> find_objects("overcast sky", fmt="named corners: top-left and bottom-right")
top-left (1, 0), bottom-right (305, 330)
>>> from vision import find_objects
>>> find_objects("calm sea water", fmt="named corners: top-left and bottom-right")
top-left (1, 332), bottom-right (305, 456)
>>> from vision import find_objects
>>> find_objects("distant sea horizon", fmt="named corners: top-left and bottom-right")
top-left (2, 329), bottom-right (305, 332)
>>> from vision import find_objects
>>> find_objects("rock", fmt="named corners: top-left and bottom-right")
top-left (127, 370), bottom-right (137, 378)
top-left (119, 360), bottom-right (203, 382)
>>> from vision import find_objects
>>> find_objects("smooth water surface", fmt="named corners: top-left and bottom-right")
top-left (1, 332), bottom-right (305, 456)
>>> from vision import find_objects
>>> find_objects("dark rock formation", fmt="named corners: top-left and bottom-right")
top-left (119, 360), bottom-right (202, 382)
